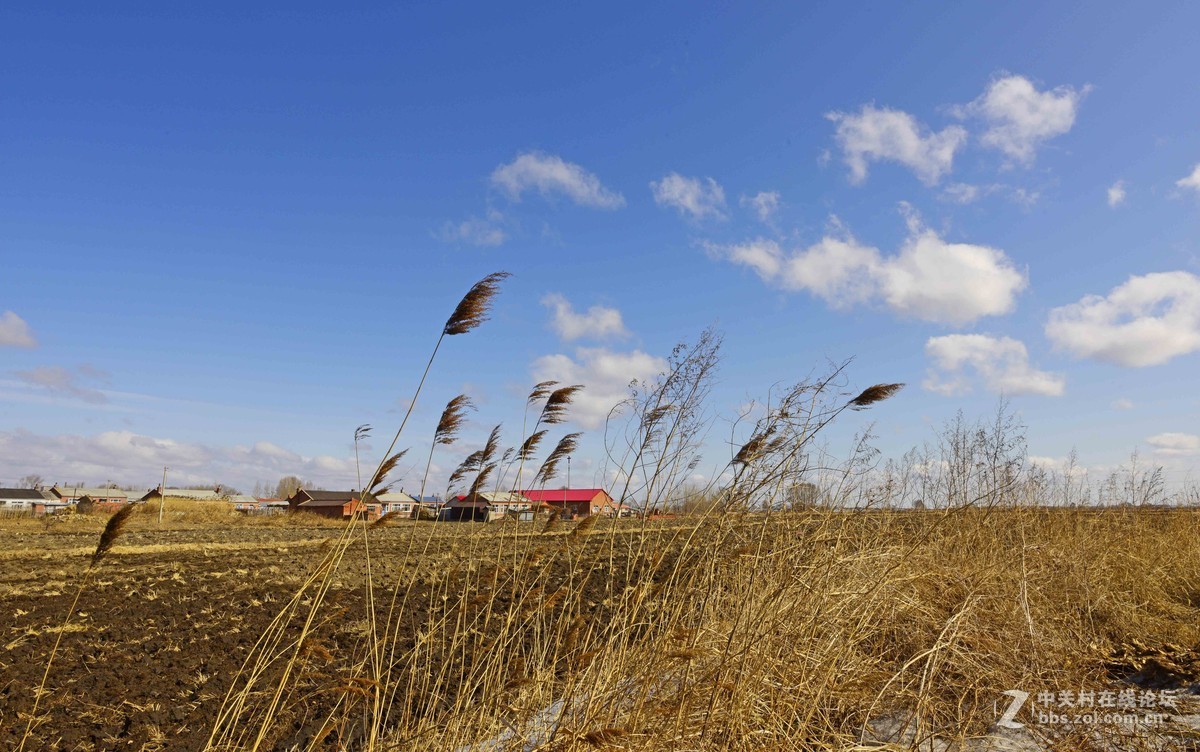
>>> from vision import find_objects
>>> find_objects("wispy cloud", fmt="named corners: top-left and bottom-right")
top-left (541, 293), bottom-right (629, 341)
top-left (740, 191), bottom-right (780, 222)
top-left (650, 173), bottom-right (727, 220)
top-left (1107, 180), bottom-right (1127, 208)
top-left (0, 311), bottom-right (36, 348)
top-left (1177, 164), bottom-right (1200, 196)
top-left (438, 210), bottom-right (507, 246)
top-left (14, 365), bottom-right (109, 403)
top-left (0, 428), bottom-right (360, 491)
top-left (1146, 432), bottom-right (1200, 457)
top-left (491, 152), bottom-right (625, 209)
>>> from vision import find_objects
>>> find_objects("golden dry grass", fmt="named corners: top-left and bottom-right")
top-left (195, 506), bottom-right (1200, 750)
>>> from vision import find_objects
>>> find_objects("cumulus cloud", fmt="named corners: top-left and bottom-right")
top-left (14, 365), bottom-right (108, 403)
top-left (650, 173), bottom-right (727, 220)
top-left (958, 74), bottom-right (1088, 164)
top-left (1107, 180), bottom-right (1127, 208)
top-left (438, 211), bottom-right (506, 246)
top-left (1177, 164), bottom-right (1200, 195)
top-left (1112, 398), bottom-right (1134, 410)
top-left (491, 152), bottom-right (625, 209)
top-left (0, 311), bottom-right (36, 348)
top-left (924, 334), bottom-right (1065, 396)
top-left (713, 212), bottom-right (1025, 325)
top-left (827, 105), bottom-right (967, 185)
top-left (0, 428), bottom-right (360, 491)
top-left (740, 191), bottom-right (780, 222)
top-left (530, 347), bottom-right (668, 429)
top-left (1146, 432), bottom-right (1200, 457)
top-left (541, 293), bottom-right (628, 341)
top-left (1045, 271), bottom-right (1200, 367)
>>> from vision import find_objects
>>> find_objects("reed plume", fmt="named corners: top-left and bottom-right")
top-left (569, 513), bottom-right (599, 538)
top-left (447, 449), bottom-right (485, 496)
top-left (443, 272), bottom-right (511, 335)
top-left (535, 432), bottom-right (582, 487)
top-left (369, 510), bottom-right (402, 529)
top-left (508, 380), bottom-right (574, 498)
top-left (848, 383), bottom-right (904, 410)
top-left (418, 394), bottom-right (475, 505)
top-left (467, 425), bottom-right (503, 497)
top-left (517, 429), bottom-right (548, 461)
top-left (540, 384), bottom-right (584, 425)
top-left (540, 507), bottom-right (561, 534)
top-left (91, 502), bottom-right (136, 568)
top-left (528, 380), bottom-right (558, 404)
top-left (20, 502), bottom-right (137, 751)
top-left (367, 449), bottom-right (409, 496)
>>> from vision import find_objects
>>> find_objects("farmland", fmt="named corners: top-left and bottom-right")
top-left (3, 505), bottom-right (1200, 751)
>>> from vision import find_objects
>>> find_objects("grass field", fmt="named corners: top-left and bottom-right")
top-left (3, 504), bottom-right (1200, 751)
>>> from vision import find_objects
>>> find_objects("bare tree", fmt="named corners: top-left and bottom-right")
top-left (19, 474), bottom-right (44, 489)
top-left (274, 476), bottom-right (307, 499)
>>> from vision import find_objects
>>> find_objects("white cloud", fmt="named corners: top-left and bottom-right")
top-left (741, 191), bottom-right (780, 222)
top-left (1045, 271), bottom-right (1200, 367)
top-left (827, 105), bottom-right (967, 185)
top-left (14, 365), bottom-right (108, 403)
top-left (882, 221), bottom-right (1026, 324)
top-left (780, 236), bottom-right (883, 308)
top-left (1107, 180), bottom-right (1127, 208)
top-left (530, 347), bottom-right (668, 429)
top-left (0, 428), bottom-right (360, 491)
top-left (715, 211), bottom-right (1024, 326)
top-left (491, 152), bottom-right (625, 209)
top-left (541, 293), bottom-right (629, 341)
top-left (0, 311), bottom-right (36, 348)
top-left (650, 173), bottom-right (727, 220)
top-left (1112, 398), bottom-right (1134, 410)
top-left (959, 74), bottom-right (1087, 164)
top-left (1177, 164), bottom-right (1200, 194)
top-left (1146, 432), bottom-right (1200, 457)
top-left (438, 211), bottom-right (506, 246)
top-left (1028, 455), bottom-right (1090, 478)
top-left (941, 183), bottom-right (983, 204)
top-left (924, 334), bottom-right (1065, 396)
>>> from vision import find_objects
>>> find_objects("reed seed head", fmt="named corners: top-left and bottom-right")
top-left (434, 394), bottom-right (474, 446)
top-left (443, 271), bottom-right (511, 336)
top-left (540, 384), bottom-right (584, 425)
top-left (368, 448), bottom-right (409, 495)
top-left (527, 380), bottom-right (558, 404)
top-left (535, 432), bottom-right (582, 486)
top-left (848, 382), bottom-right (904, 410)
top-left (91, 502), bottom-right (136, 567)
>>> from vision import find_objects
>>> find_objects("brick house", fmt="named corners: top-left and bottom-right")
top-left (520, 488), bottom-right (620, 519)
top-left (287, 489), bottom-right (379, 520)
top-left (0, 488), bottom-right (53, 513)
top-left (50, 486), bottom-right (134, 505)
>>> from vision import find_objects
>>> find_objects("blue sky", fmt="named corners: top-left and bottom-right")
top-left (2, 2), bottom-right (1199, 494)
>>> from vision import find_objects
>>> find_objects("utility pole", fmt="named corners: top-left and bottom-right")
top-left (566, 456), bottom-right (570, 517)
top-left (158, 466), bottom-right (168, 525)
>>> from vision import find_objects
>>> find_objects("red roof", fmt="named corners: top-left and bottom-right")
top-left (521, 488), bottom-right (611, 503)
